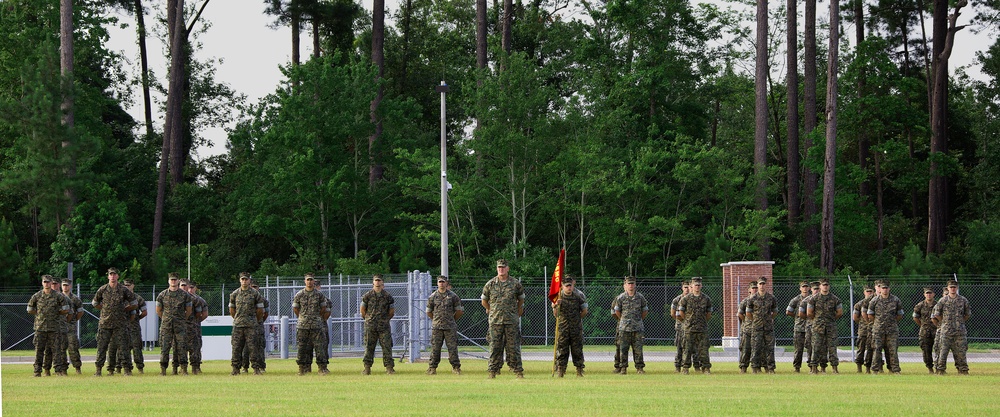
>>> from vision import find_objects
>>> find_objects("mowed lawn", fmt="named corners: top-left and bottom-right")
top-left (2, 359), bottom-right (997, 416)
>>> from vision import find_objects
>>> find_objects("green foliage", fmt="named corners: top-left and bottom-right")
top-left (0, 217), bottom-right (22, 282)
top-left (887, 242), bottom-right (942, 277)
top-left (775, 244), bottom-right (825, 278)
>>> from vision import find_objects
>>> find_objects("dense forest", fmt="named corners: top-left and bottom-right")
top-left (1, 0), bottom-right (999, 287)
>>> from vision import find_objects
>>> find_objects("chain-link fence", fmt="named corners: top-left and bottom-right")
top-left (4, 274), bottom-right (998, 361)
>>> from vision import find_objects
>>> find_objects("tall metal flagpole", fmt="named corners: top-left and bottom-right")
top-left (436, 81), bottom-right (449, 277)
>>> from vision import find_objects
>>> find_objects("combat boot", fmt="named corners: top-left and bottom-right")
top-left (752, 368), bottom-right (761, 374)
top-left (927, 366), bottom-right (934, 374)
top-left (620, 368), bottom-right (627, 375)
top-left (426, 367), bottom-right (437, 375)
top-left (766, 369), bottom-right (775, 374)
top-left (386, 366), bottom-right (396, 375)
top-left (694, 366), bottom-right (701, 372)
top-left (557, 366), bottom-right (566, 377)
top-left (702, 368), bottom-right (711, 375)
top-left (577, 367), bottom-right (586, 377)
top-left (123, 369), bottom-right (132, 376)
top-left (488, 370), bottom-right (496, 379)
top-left (635, 368), bottom-right (644, 375)
top-left (180, 365), bottom-right (188, 375)
top-left (172, 365), bottom-right (178, 375)
top-left (318, 364), bottom-right (330, 375)
top-left (94, 367), bottom-right (102, 377)
top-left (857, 364), bottom-right (863, 373)
top-left (107, 369), bottom-right (114, 376)
top-left (254, 368), bottom-right (263, 375)
top-left (865, 366), bottom-right (871, 374)
top-left (44, 369), bottom-right (50, 376)
top-left (192, 365), bottom-right (201, 375)
top-left (958, 370), bottom-right (969, 375)
top-left (675, 366), bottom-right (681, 373)
top-left (452, 366), bottom-right (461, 375)
top-left (75, 366), bottom-right (81, 375)
top-left (515, 371), bottom-right (524, 379)
top-left (242, 367), bottom-right (249, 374)
top-left (820, 365), bottom-right (827, 373)
top-left (161, 365), bottom-right (168, 376)
top-left (831, 365), bottom-right (839, 374)
top-left (682, 368), bottom-right (689, 375)
top-left (794, 367), bottom-right (800, 373)
top-left (297, 365), bottom-right (307, 376)
top-left (808, 365), bottom-right (818, 374)
top-left (137, 366), bottom-right (144, 374)
top-left (231, 366), bottom-right (241, 376)
top-left (740, 367), bottom-right (747, 374)
top-left (363, 365), bottom-right (371, 375)
top-left (33, 371), bottom-right (41, 377)
top-left (936, 369), bottom-right (946, 375)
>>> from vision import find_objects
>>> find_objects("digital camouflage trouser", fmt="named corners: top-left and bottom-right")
top-left (186, 322), bottom-right (202, 367)
top-left (66, 328), bottom-right (82, 369)
top-left (96, 326), bottom-right (131, 371)
top-left (854, 328), bottom-right (872, 367)
top-left (429, 328), bottom-right (460, 369)
top-left (363, 325), bottom-right (395, 368)
top-left (618, 330), bottom-right (645, 370)
top-left (159, 324), bottom-right (188, 367)
top-left (674, 325), bottom-right (685, 369)
top-left (918, 327), bottom-right (936, 369)
top-left (793, 331), bottom-right (807, 369)
top-left (614, 332), bottom-right (622, 371)
top-left (296, 328), bottom-right (328, 366)
top-left (683, 331), bottom-right (710, 370)
top-left (751, 328), bottom-right (775, 371)
top-left (487, 323), bottom-right (521, 372)
top-left (33, 331), bottom-right (57, 374)
top-left (50, 328), bottom-right (69, 373)
top-left (231, 326), bottom-right (261, 369)
top-left (739, 328), bottom-right (752, 369)
top-left (127, 320), bottom-right (144, 370)
top-left (809, 322), bottom-right (839, 367)
top-left (555, 325), bottom-right (584, 369)
top-left (935, 331), bottom-right (969, 372)
top-left (242, 324), bottom-right (265, 369)
top-left (871, 330), bottom-right (900, 372)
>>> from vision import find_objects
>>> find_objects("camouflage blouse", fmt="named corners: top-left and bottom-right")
top-left (362, 289), bottom-right (395, 330)
top-left (27, 290), bottom-right (69, 332)
top-left (932, 294), bottom-right (971, 336)
top-left (481, 277), bottom-right (525, 325)
top-left (93, 283), bottom-right (138, 329)
top-left (293, 288), bottom-right (329, 330)
top-left (427, 290), bottom-right (463, 330)
top-left (613, 291), bottom-right (648, 332)
top-left (867, 294), bottom-right (904, 335)
top-left (678, 293), bottom-right (713, 333)
top-left (229, 287), bottom-right (265, 328)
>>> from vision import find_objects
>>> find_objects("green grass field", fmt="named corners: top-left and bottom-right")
top-left (3, 359), bottom-right (998, 416)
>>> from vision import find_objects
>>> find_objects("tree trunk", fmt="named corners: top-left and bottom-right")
top-left (291, 2), bottom-right (300, 67)
top-left (475, 0), bottom-right (487, 174)
top-left (60, 0), bottom-right (75, 214)
top-left (802, 0), bottom-right (819, 251)
top-left (927, 0), bottom-right (966, 254)
top-left (754, 0), bottom-right (770, 260)
top-left (154, 0), bottom-right (186, 250)
top-left (855, 0), bottom-right (869, 204)
top-left (312, 15), bottom-right (320, 58)
top-left (368, 0), bottom-right (385, 185)
top-left (134, 0), bottom-right (153, 139)
top-left (502, 0), bottom-right (512, 57)
top-left (786, 0), bottom-right (800, 228)
top-left (820, 0), bottom-right (839, 274)
top-left (400, 0), bottom-right (413, 92)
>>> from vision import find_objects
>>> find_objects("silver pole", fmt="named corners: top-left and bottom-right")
top-left (848, 275), bottom-right (855, 361)
top-left (437, 81), bottom-right (450, 277)
top-left (187, 222), bottom-right (191, 280)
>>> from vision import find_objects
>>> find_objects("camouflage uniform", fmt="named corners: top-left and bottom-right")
top-left (853, 294), bottom-right (875, 370)
top-left (27, 288), bottom-right (69, 375)
top-left (932, 294), bottom-right (971, 373)
top-left (255, 296), bottom-right (270, 370)
top-left (678, 293), bottom-right (713, 370)
top-left (64, 292), bottom-right (84, 371)
top-left (867, 294), bottom-right (904, 373)
top-left (126, 293), bottom-right (147, 371)
top-left (786, 294), bottom-right (809, 370)
top-left (293, 288), bottom-right (330, 369)
top-left (186, 293), bottom-right (206, 369)
top-left (93, 283), bottom-right (138, 373)
top-left (671, 292), bottom-right (687, 370)
top-left (737, 294), bottom-right (754, 370)
top-left (426, 289), bottom-right (464, 370)
top-left (362, 288), bottom-right (396, 369)
top-left (613, 291), bottom-right (648, 372)
top-left (229, 287), bottom-right (265, 371)
top-left (913, 299), bottom-right (937, 370)
top-left (482, 276), bottom-right (525, 373)
top-left (801, 294), bottom-right (815, 365)
top-left (749, 291), bottom-right (778, 371)
top-left (51, 291), bottom-right (71, 374)
top-left (156, 288), bottom-right (192, 368)
top-left (554, 288), bottom-right (587, 371)
top-left (807, 292), bottom-right (842, 369)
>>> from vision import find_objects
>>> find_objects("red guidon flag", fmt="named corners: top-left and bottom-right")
top-left (548, 249), bottom-right (566, 303)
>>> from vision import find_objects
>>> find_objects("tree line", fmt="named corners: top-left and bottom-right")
top-left (1, 0), bottom-right (999, 288)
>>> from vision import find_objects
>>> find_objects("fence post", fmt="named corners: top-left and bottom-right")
top-left (280, 315), bottom-right (289, 359)
top-left (544, 267), bottom-right (548, 346)
top-left (848, 275), bottom-right (855, 361)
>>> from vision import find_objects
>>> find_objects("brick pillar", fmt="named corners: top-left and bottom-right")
top-left (720, 261), bottom-right (774, 349)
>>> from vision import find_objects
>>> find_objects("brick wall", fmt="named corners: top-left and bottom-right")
top-left (720, 261), bottom-right (774, 338)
